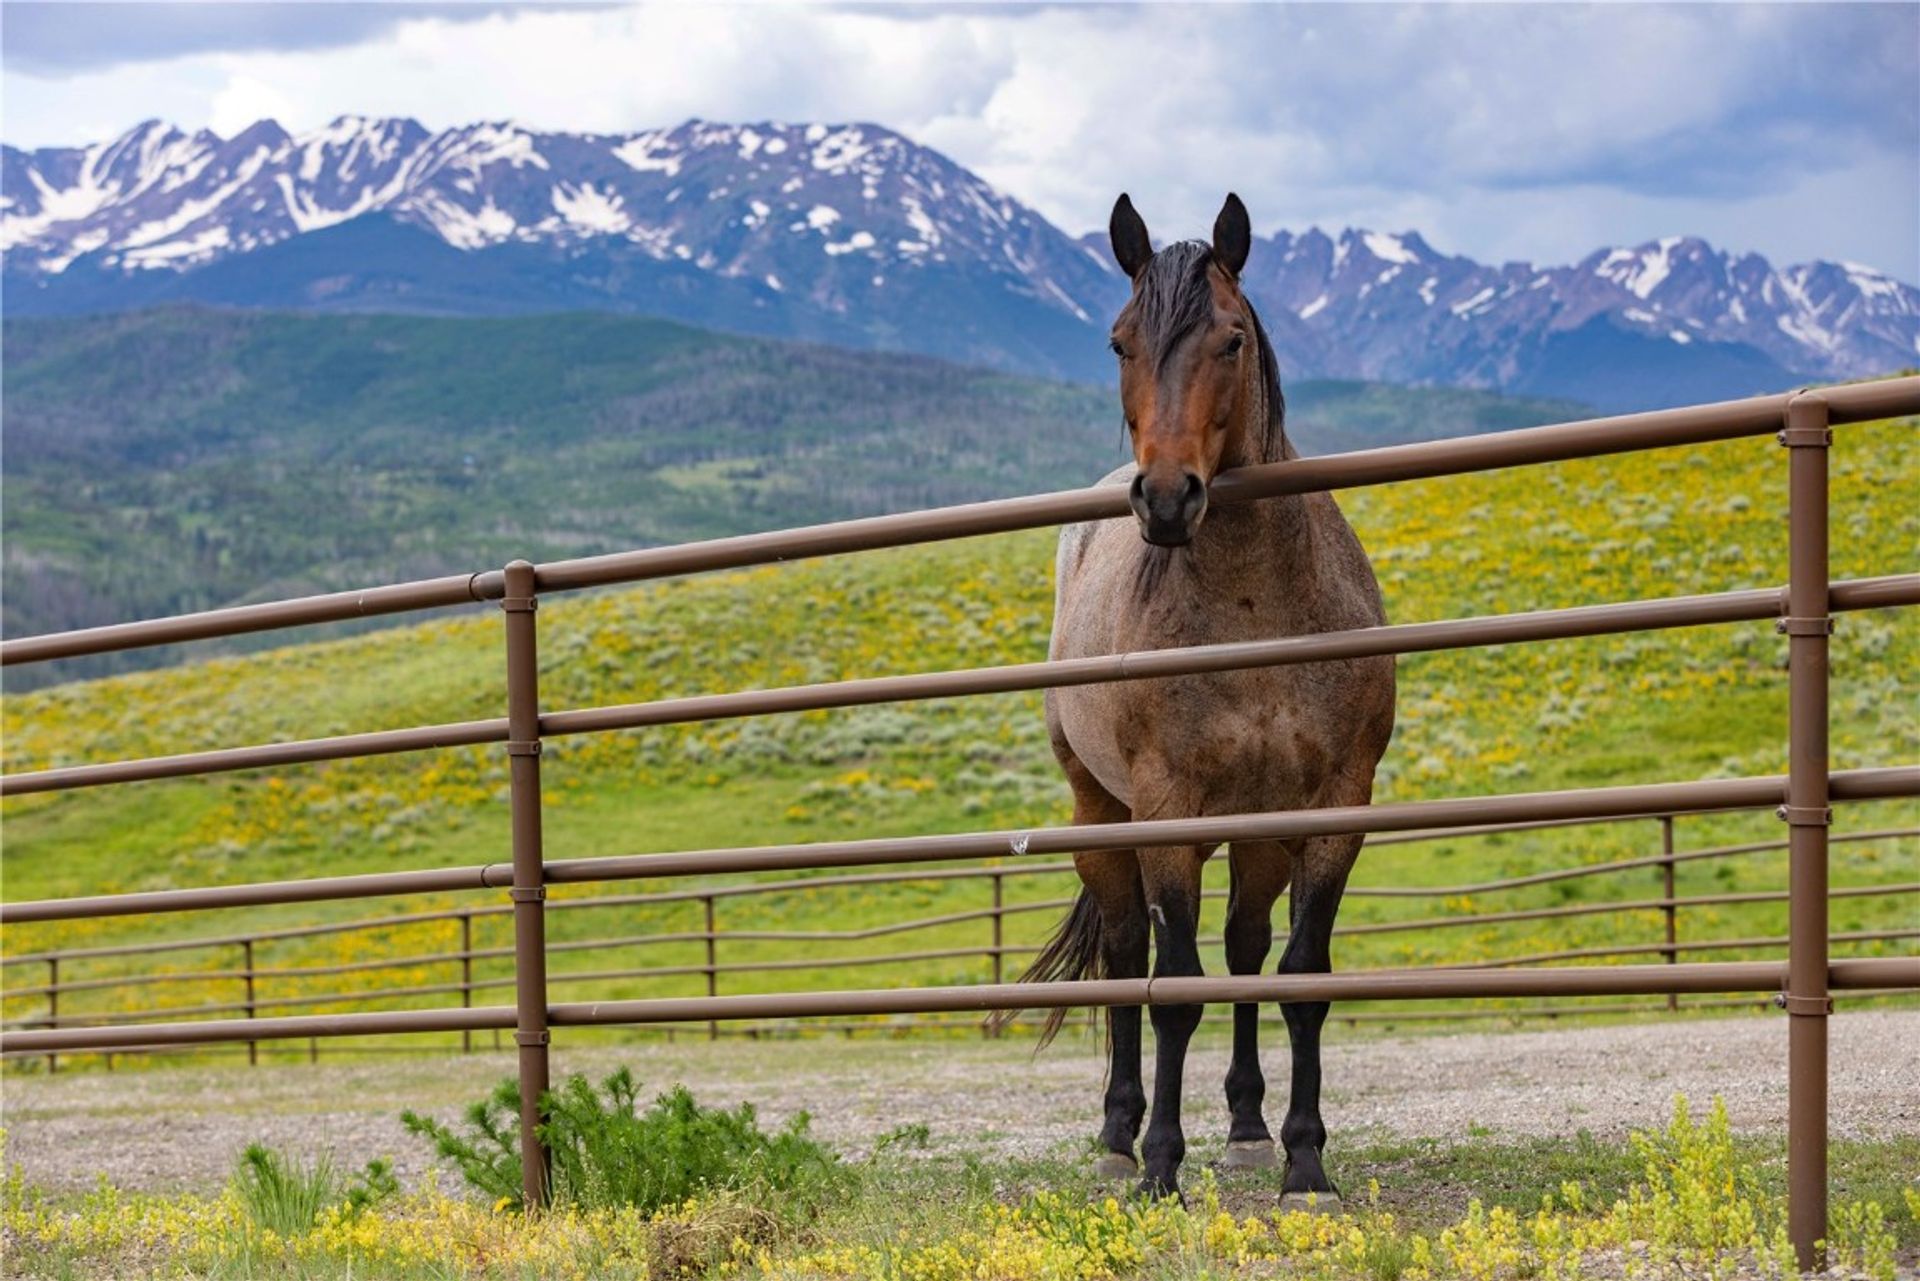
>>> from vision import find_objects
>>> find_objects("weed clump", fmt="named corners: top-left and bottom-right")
top-left (229, 1143), bottom-right (397, 1236)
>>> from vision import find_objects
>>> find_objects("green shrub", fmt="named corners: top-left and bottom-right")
top-left (402, 1077), bottom-right (525, 1208)
top-left (229, 1143), bottom-right (396, 1236)
top-left (402, 1067), bottom-right (842, 1214)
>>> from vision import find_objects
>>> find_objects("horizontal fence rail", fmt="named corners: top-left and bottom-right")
top-left (6, 376), bottom-right (1915, 669)
top-left (5, 767), bottom-right (1916, 924)
top-left (7, 574), bottom-right (1916, 797)
top-left (4, 377), bottom-right (1918, 1267)
top-left (5, 822), bottom-right (1914, 1020)
top-left (12, 921), bottom-right (1914, 1032)
top-left (8, 824), bottom-right (1910, 968)
top-left (4, 958), bottom-right (1914, 1055)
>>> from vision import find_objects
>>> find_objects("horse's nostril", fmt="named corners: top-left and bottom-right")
top-left (1130, 474), bottom-right (1147, 501)
top-left (1183, 474), bottom-right (1205, 505)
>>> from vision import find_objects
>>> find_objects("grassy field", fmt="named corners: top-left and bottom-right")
top-left (2, 414), bottom-right (1916, 1053)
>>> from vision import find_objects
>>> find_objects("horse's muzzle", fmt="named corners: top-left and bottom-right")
top-left (1130, 471), bottom-right (1208, 546)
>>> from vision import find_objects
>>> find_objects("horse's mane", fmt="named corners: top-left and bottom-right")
top-left (1249, 293), bottom-right (1289, 462)
top-left (1131, 239), bottom-right (1288, 462)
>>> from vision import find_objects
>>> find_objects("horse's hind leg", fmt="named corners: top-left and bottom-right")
top-left (1221, 840), bottom-right (1292, 1168)
top-left (1277, 831), bottom-right (1360, 1204)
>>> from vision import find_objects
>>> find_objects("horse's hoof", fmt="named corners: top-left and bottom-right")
top-left (1279, 1191), bottom-right (1342, 1216)
top-left (1222, 1139), bottom-right (1278, 1169)
top-left (1135, 1177), bottom-right (1183, 1205)
top-left (1091, 1151), bottom-right (1138, 1179)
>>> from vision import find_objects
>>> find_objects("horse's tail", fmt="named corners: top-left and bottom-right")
top-left (987, 886), bottom-right (1103, 1048)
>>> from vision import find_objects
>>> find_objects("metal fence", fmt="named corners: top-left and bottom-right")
top-left (4, 377), bottom-right (1920, 1268)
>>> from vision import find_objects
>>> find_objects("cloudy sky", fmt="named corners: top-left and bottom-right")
top-left (4, 2), bottom-right (1915, 281)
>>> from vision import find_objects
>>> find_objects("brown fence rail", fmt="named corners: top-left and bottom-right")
top-left (6, 820), bottom-right (1915, 1046)
top-left (4, 376), bottom-right (1919, 1269)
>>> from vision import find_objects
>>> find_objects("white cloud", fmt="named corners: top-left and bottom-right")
top-left (1, 2), bottom-right (1913, 280)
top-left (207, 74), bottom-right (298, 138)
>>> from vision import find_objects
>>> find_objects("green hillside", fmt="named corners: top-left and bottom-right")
top-left (1, 412), bottom-right (1915, 1054)
top-left (1, 307), bottom-right (1585, 688)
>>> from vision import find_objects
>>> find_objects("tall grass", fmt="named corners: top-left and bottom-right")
top-left (230, 1143), bottom-right (397, 1236)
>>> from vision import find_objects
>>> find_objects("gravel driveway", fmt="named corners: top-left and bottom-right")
top-left (3, 1009), bottom-right (1914, 1194)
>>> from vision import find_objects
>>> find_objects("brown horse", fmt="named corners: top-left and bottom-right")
top-left (1009, 193), bottom-right (1395, 1203)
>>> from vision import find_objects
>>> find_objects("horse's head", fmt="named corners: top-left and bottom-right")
top-left (1106, 192), bottom-right (1277, 547)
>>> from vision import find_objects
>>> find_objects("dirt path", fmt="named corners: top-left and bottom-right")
top-left (3, 1009), bottom-right (1914, 1194)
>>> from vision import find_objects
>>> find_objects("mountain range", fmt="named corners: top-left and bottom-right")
top-left (5, 116), bottom-right (1919, 409)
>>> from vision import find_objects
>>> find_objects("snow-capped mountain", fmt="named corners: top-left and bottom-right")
top-left (6, 118), bottom-right (1917, 408)
top-left (2, 116), bottom-right (1122, 380)
top-left (1215, 227), bottom-right (1920, 406)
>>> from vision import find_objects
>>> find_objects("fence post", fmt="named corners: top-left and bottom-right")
top-left (703, 895), bottom-right (719, 1043)
top-left (242, 938), bottom-right (258, 1067)
top-left (461, 909), bottom-right (475, 1055)
top-left (1780, 393), bottom-right (1831, 1271)
top-left (45, 957), bottom-right (58, 1074)
top-left (1659, 816), bottom-right (1678, 1012)
top-left (502, 559), bottom-right (552, 1209)
top-left (988, 872), bottom-right (1005, 1039)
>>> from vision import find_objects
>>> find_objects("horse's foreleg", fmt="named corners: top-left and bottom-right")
top-left (1098, 884), bottom-right (1148, 1175)
top-left (1138, 845), bottom-right (1209, 1200)
top-left (1074, 850), bottom-right (1147, 1175)
top-left (1060, 751), bottom-right (1146, 1178)
top-left (1277, 832), bottom-right (1359, 1202)
top-left (1222, 842), bottom-right (1291, 1164)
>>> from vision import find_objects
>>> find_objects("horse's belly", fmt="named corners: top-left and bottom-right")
top-left (1054, 674), bottom-right (1298, 817)
top-left (1058, 661), bottom-right (1357, 822)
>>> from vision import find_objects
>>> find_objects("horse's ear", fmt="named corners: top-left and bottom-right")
top-left (1213, 193), bottom-right (1251, 277)
top-left (1109, 193), bottom-right (1152, 279)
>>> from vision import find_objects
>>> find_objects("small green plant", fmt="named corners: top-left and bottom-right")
top-left (342, 1156), bottom-right (400, 1219)
top-left (872, 1121), bottom-right (932, 1153)
top-left (402, 1067), bottom-right (842, 1214)
top-left (229, 1143), bottom-right (396, 1237)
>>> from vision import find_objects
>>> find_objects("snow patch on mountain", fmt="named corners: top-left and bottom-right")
top-left (1363, 231), bottom-right (1419, 266)
top-left (122, 224), bottom-right (229, 268)
top-left (824, 229), bottom-right (876, 257)
top-left (552, 182), bottom-right (629, 234)
top-left (611, 131), bottom-right (679, 177)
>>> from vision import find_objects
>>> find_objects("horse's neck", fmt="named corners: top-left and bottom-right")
top-left (1226, 381), bottom-right (1310, 539)
top-left (1224, 361), bottom-right (1289, 466)
top-left (1195, 484), bottom-right (1312, 573)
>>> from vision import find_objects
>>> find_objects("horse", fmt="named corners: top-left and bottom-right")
top-left (1003, 193), bottom-right (1396, 1204)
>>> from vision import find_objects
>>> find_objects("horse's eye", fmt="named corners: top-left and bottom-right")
top-left (1221, 334), bottom-right (1245, 359)
top-left (1109, 339), bottom-right (1127, 360)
